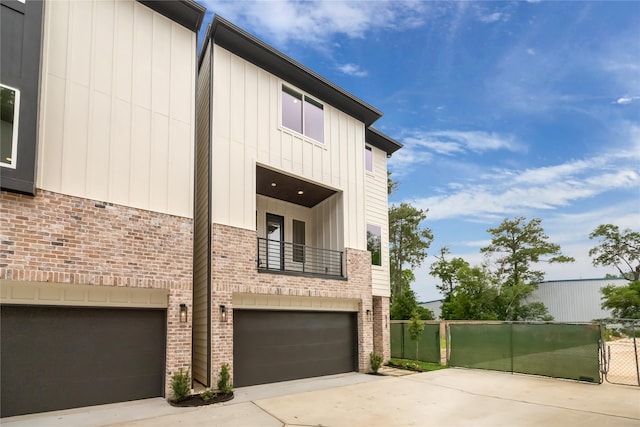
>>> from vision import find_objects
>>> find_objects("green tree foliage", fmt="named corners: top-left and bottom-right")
top-left (390, 286), bottom-right (434, 320)
top-left (600, 281), bottom-right (640, 319)
top-left (407, 311), bottom-right (426, 361)
top-left (430, 217), bottom-right (565, 321)
top-left (389, 203), bottom-right (434, 301)
top-left (481, 217), bottom-right (574, 287)
top-left (589, 224), bottom-right (640, 281)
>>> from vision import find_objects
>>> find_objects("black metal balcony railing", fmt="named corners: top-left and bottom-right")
top-left (257, 238), bottom-right (344, 278)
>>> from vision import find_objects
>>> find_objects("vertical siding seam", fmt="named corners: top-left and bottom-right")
top-left (106, 0), bottom-right (118, 202)
top-left (83, 0), bottom-right (97, 196)
top-left (126, 2), bottom-right (136, 208)
top-left (148, 15), bottom-right (156, 212)
top-left (164, 23), bottom-right (173, 214)
top-left (59, 0), bottom-right (74, 192)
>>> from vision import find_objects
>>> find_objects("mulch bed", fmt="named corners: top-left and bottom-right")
top-left (169, 392), bottom-right (234, 407)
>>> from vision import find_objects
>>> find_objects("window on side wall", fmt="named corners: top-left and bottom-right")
top-left (365, 146), bottom-right (373, 172)
top-left (0, 84), bottom-right (20, 169)
top-left (367, 224), bottom-right (382, 266)
top-left (281, 85), bottom-right (324, 143)
top-left (293, 220), bottom-right (306, 263)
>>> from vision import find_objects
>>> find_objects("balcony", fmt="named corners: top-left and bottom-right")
top-left (257, 238), bottom-right (344, 278)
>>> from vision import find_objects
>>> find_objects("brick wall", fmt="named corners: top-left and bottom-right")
top-left (0, 189), bottom-right (193, 396)
top-left (373, 296), bottom-right (391, 362)
top-left (209, 223), bottom-right (374, 383)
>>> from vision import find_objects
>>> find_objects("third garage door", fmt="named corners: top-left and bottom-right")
top-left (233, 310), bottom-right (357, 387)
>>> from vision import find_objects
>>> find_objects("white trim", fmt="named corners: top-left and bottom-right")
top-left (232, 293), bottom-right (359, 312)
top-left (279, 82), bottom-right (325, 145)
top-left (0, 83), bottom-right (20, 169)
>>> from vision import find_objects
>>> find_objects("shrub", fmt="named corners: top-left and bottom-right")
top-left (171, 368), bottom-right (191, 402)
top-left (217, 363), bottom-right (233, 394)
top-left (370, 352), bottom-right (383, 373)
top-left (200, 388), bottom-right (216, 402)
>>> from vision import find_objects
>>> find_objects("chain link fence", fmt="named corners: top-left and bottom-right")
top-left (600, 319), bottom-right (640, 386)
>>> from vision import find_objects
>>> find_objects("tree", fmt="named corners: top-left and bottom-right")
top-left (390, 287), bottom-right (434, 320)
top-left (407, 311), bottom-right (425, 361)
top-left (589, 224), bottom-right (640, 281)
top-left (600, 281), bottom-right (640, 319)
top-left (481, 217), bottom-right (574, 287)
top-left (429, 218), bottom-right (563, 321)
top-left (389, 203), bottom-right (434, 301)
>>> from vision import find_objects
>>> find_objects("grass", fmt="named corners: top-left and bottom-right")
top-left (387, 358), bottom-right (448, 372)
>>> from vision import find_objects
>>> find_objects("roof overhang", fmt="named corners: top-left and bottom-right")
top-left (137, 0), bottom-right (205, 32)
top-left (366, 127), bottom-right (403, 155)
top-left (201, 15), bottom-right (383, 127)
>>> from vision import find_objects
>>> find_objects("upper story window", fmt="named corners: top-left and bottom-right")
top-left (281, 85), bottom-right (324, 143)
top-left (367, 224), bottom-right (382, 266)
top-left (1, 84), bottom-right (20, 169)
top-left (365, 146), bottom-right (373, 172)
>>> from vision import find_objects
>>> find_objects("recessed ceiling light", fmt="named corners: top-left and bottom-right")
top-left (298, 190), bottom-right (304, 195)
top-left (271, 182), bottom-right (277, 187)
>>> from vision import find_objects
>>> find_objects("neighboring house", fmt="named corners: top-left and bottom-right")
top-left (194, 16), bottom-right (401, 388)
top-left (0, 0), bottom-right (204, 417)
top-left (527, 278), bottom-right (627, 322)
top-left (0, 2), bottom-right (402, 417)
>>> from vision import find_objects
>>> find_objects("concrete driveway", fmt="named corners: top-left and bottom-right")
top-left (3, 368), bottom-right (639, 427)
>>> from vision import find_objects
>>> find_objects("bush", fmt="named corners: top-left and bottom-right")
top-left (171, 368), bottom-right (191, 402)
top-left (200, 388), bottom-right (216, 402)
top-left (370, 352), bottom-right (383, 373)
top-left (217, 363), bottom-right (233, 394)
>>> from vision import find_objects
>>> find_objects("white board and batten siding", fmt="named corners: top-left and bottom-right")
top-left (210, 45), bottom-right (367, 251)
top-left (37, 0), bottom-right (196, 218)
top-left (528, 278), bottom-right (628, 322)
top-left (365, 145), bottom-right (391, 297)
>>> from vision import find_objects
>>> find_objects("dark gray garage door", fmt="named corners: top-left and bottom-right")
top-left (233, 310), bottom-right (357, 387)
top-left (0, 305), bottom-right (166, 417)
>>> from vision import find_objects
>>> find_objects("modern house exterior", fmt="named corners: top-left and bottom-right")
top-left (0, 1), bottom-right (401, 418)
top-left (0, 0), bottom-right (205, 417)
top-left (194, 16), bottom-right (401, 388)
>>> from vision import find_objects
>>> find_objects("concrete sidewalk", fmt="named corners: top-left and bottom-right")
top-left (2, 368), bottom-right (638, 427)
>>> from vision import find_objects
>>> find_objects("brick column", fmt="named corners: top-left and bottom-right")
top-left (373, 296), bottom-right (390, 362)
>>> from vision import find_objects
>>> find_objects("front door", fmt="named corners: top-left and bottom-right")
top-left (266, 213), bottom-right (284, 270)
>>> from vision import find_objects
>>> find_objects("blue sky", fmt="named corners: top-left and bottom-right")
top-left (199, 1), bottom-right (640, 301)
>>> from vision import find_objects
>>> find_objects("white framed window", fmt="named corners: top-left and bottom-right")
top-left (365, 146), bottom-right (373, 172)
top-left (1, 84), bottom-right (20, 169)
top-left (281, 85), bottom-right (324, 143)
top-left (367, 224), bottom-right (382, 266)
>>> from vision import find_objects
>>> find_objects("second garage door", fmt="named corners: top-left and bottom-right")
top-left (233, 310), bottom-right (357, 387)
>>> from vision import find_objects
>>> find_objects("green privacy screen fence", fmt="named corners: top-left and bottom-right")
top-left (447, 322), bottom-right (602, 383)
top-left (390, 322), bottom-right (441, 363)
top-left (390, 321), bottom-right (601, 383)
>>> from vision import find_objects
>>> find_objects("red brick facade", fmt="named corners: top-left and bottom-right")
top-left (373, 296), bottom-right (391, 362)
top-left (209, 223), bottom-right (376, 382)
top-left (0, 190), bottom-right (193, 395)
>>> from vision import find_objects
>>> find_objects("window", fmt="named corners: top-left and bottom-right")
top-left (365, 146), bottom-right (373, 172)
top-left (281, 85), bottom-right (324, 143)
top-left (367, 224), bottom-right (382, 266)
top-left (1, 84), bottom-right (20, 169)
top-left (293, 219), bottom-right (306, 263)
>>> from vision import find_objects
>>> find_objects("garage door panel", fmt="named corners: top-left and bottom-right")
top-left (0, 305), bottom-right (166, 417)
top-left (233, 310), bottom-right (357, 387)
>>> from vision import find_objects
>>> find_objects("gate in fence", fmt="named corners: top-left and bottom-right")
top-left (599, 319), bottom-right (640, 386)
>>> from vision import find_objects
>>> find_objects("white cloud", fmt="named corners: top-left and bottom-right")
top-left (337, 63), bottom-right (368, 77)
top-left (203, 0), bottom-right (427, 45)
top-left (614, 96), bottom-right (639, 105)
top-left (409, 153), bottom-right (639, 222)
top-left (389, 129), bottom-right (524, 175)
top-left (479, 12), bottom-right (503, 23)
top-left (527, 48), bottom-right (536, 56)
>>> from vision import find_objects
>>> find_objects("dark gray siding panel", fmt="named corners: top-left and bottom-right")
top-left (233, 310), bottom-right (357, 387)
top-left (0, 305), bottom-right (166, 417)
top-left (0, 0), bottom-right (43, 195)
